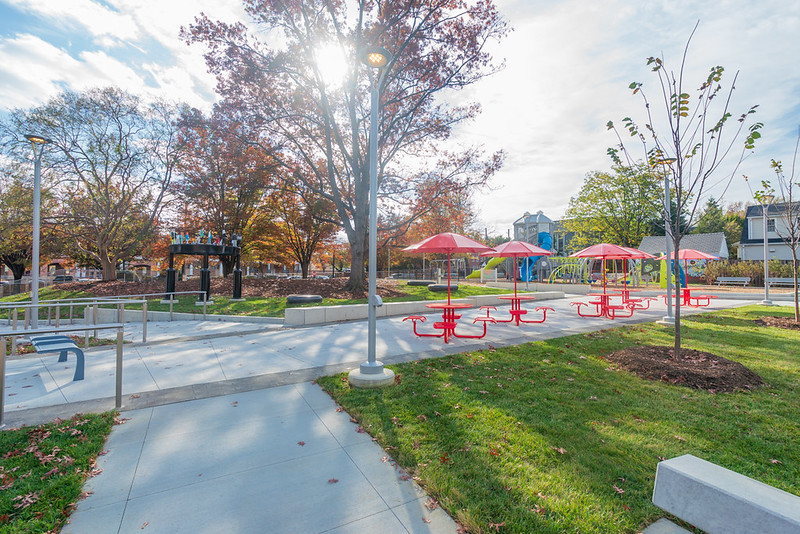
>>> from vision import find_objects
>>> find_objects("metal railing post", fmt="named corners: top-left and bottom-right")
top-left (93, 304), bottom-right (98, 338)
top-left (0, 337), bottom-right (5, 428)
top-left (169, 294), bottom-right (174, 321)
top-left (202, 292), bottom-right (207, 320)
top-left (55, 305), bottom-right (60, 328)
top-left (24, 308), bottom-right (29, 330)
top-left (142, 301), bottom-right (147, 343)
top-left (115, 330), bottom-right (123, 409)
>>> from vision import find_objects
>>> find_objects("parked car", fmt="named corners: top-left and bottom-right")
top-left (53, 275), bottom-right (74, 283)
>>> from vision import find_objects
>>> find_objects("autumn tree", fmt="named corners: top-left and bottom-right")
top-left (607, 24), bottom-right (761, 359)
top-left (3, 87), bottom-right (187, 281)
top-left (250, 178), bottom-right (339, 279)
top-left (175, 107), bottom-right (278, 275)
top-left (183, 0), bottom-right (506, 291)
top-left (0, 161), bottom-right (56, 281)
top-left (564, 163), bottom-right (663, 248)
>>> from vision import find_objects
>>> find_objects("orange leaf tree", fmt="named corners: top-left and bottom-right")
top-left (183, 0), bottom-right (506, 291)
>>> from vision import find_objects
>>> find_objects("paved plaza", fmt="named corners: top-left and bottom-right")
top-left (0, 295), bottom-right (767, 533)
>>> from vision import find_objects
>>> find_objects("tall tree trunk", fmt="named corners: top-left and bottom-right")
top-left (792, 251), bottom-right (799, 322)
top-left (220, 256), bottom-right (236, 277)
top-left (100, 255), bottom-right (117, 282)
top-left (672, 239), bottom-right (682, 361)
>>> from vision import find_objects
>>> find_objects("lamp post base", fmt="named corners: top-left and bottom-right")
top-left (348, 363), bottom-right (395, 388)
top-left (657, 315), bottom-right (675, 326)
top-left (759, 299), bottom-right (774, 306)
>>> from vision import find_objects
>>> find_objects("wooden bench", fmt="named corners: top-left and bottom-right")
top-left (28, 335), bottom-right (85, 381)
top-left (715, 276), bottom-right (750, 287)
top-left (645, 454), bottom-right (800, 533)
top-left (767, 277), bottom-right (796, 287)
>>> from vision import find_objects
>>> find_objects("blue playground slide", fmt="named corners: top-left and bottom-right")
top-left (519, 232), bottom-right (552, 282)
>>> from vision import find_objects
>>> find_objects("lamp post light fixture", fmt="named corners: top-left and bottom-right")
top-left (25, 134), bottom-right (52, 327)
top-left (657, 157), bottom-right (677, 325)
top-left (761, 194), bottom-right (775, 306)
top-left (349, 46), bottom-right (395, 388)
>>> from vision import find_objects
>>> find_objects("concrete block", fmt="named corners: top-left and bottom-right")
top-left (642, 518), bottom-right (691, 534)
top-left (652, 454), bottom-right (800, 534)
top-left (283, 308), bottom-right (305, 326)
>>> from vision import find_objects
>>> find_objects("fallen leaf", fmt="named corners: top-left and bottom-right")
top-left (531, 504), bottom-right (545, 514)
top-left (417, 414), bottom-right (427, 422)
top-left (355, 426), bottom-right (365, 433)
top-left (552, 447), bottom-right (567, 455)
top-left (489, 521), bottom-right (506, 532)
top-left (674, 435), bottom-right (687, 442)
top-left (336, 406), bottom-right (344, 412)
top-left (141, 521), bottom-right (149, 529)
top-left (130, 394), bottom-right (141, 399)
top-left (412, 439), bottom-right (422, 449)
top-left (439, 453), bottom-right (450, 464)
top-left (328, 478), bottom-right (339, 484)
top-left (297, 441), bottom-right (306, 447)
top-left (231, 401), bottom-right (238, 407)
top-left (770, 459), bottom-right (783, 464)
top-left (425, 498), bottom-right (439, 511)
top-left (422, 517), bottom-right (431, 524)
top-left (612, 484), bottom-right (625, 494)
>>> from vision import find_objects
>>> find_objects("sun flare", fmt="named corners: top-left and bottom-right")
top-left (314, 43), bottom-right (348, 88)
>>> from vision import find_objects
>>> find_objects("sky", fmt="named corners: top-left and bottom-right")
top-left (1, 0), bottom-right (799, 237)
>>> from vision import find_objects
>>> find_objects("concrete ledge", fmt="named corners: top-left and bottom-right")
top-left (642, 518), bottom-right (691, 534)
top-left (652, 454), bottom-right (800, 534)
top-left (92, 308), bottom-right (283, 325)
top-left (283, 291), bottom-right (565, 326)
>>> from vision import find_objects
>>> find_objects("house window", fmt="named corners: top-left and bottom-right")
top-left (767, 218), bottom-right (776, 232)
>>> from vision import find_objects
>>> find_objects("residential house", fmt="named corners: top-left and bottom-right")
top-left (638, 232), bottom-right (730, 259)
top-left (739, 202), bottom-right (800, 260)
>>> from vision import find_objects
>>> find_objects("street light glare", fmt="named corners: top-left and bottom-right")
top-left (362, 47), bottom-right (391, 69)
top-left (24, 134), bottom-right (52, 145)
top-left (314, 43), bottom-right (348, 88)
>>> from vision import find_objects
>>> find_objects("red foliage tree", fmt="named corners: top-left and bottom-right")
top-left (182, 0), bottom-right (506, 290)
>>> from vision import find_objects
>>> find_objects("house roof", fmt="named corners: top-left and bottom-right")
top-left (638, 232), bottom-right (729, 258)
top-left (740, 202), bottom-right (800, 245)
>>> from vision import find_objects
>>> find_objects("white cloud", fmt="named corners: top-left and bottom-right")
top-left (5, 0), bottom-right (140, 40)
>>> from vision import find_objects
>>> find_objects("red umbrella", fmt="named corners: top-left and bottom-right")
top-left (403, 232), bottom-right (494, 303)
top-left (480, 240), bottom-right (552, 297)
top-left (569, 243), bottom-right (644, 292)
top-left (657, 248), bottom-right (719, 286)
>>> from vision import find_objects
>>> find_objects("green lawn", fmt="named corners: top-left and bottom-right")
top-left (0, 412), bottom-right (117, 533)
top-left (0, 282), bottom-right (511, 318)
top-left (317, 305), bottom-right (800, 534)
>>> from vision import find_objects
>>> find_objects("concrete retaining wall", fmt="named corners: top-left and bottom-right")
top-left (92, 307), bottom-right (283, 325)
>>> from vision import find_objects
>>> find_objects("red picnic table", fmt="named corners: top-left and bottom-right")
top-left (617, 287), bottom-right (657, 310)
top-left (676, 287), bottom-right (717, 307)
top-left (492, 295), bottom-right (553, 325)
top-left (403, 302), bottom-right (495, 343)
top-left (571, 291), bottom-right (634, 319)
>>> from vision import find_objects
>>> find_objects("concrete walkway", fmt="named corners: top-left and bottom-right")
top-left (1, 295), bottom-right (760, 533)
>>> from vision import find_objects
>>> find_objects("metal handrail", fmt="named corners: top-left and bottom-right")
top-left (0, 291), bottom-right (211, 340)
top-left (0, 322), bottom-right (125, 427)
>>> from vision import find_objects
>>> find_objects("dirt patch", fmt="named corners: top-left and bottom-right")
top-left (605, 345), bottom-right (764, 393)
top-left (55, 277), bottom-right (409, 300)
top-left (755, 316), bottom-right (800, 331)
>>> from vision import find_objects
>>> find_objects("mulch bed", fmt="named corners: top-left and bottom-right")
top-left (755, 316), bottom-right (800, 331)
top-left (54, 277), bottom-right (409, 300)
top-left (605, 345), bottom-right (764, 393)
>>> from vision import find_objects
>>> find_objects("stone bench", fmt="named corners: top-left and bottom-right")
top-left (715, 276), bottom-right (750, 287)
top-left (645, 454), bottom-right (800, 533)
top-left (28, 335), bottom-right (85, 381)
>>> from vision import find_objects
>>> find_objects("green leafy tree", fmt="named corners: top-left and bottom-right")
top-left (693, 197), bottom-right (725, 234)
top-left (4, 88), bottom-right (187, 281)
top-left (607, 24), bottom-right (761, 360)
top-left (564, 163), bottom-right (663, 248)
top-left (183, 0), bottom-right (507, 291)
top-left (722, 202), bottom-right (746, 255)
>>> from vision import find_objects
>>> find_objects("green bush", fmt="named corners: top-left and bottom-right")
top-left (703, 260), bottom-right (798, 286)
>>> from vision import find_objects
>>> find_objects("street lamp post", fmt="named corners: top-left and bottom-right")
top-left (761, 196), bottom-right (775, 305)
top-left (349, 46), bottom-right (395, 388)
top-left (25, 134), bottom-right (52, 328)
top-left (657, 158), bottom-right (677, 324)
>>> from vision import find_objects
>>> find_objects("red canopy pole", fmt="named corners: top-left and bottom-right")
top-left (447, 253), bottom-right (452, 304)
top-left (513, 257), bottom-right (518, 297)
